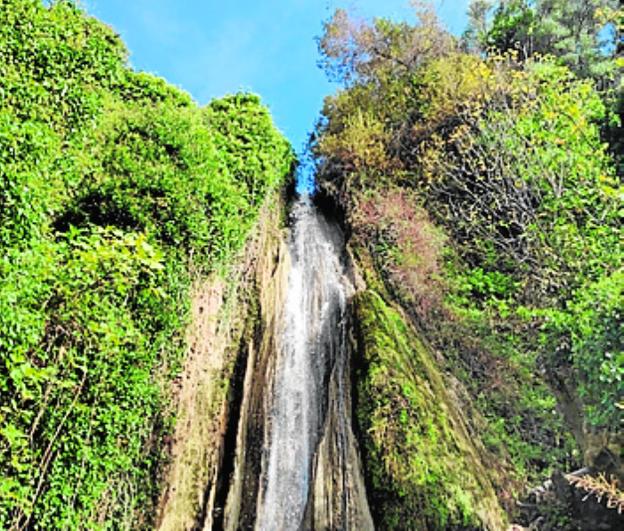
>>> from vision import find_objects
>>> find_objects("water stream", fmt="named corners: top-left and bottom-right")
top-left (254, 197), bottom-right (373, 530)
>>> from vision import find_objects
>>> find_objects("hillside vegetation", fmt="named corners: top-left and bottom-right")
top-left (1, 0), bottom-right (622, 529)
top-left (314, 1), bottom-right (622, 528)
top-left (0, 1), bottom-right (293, 528)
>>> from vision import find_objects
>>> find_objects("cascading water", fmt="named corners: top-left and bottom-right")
top-left (254, 196), bottom-right (373, 530)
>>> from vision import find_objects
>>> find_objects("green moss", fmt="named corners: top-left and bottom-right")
top-left (354, 285), bottom-right (505, 530)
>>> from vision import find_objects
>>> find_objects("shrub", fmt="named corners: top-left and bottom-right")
top-left (354, 188), bottom-right (446, 321)
top-left (0, 1), bottom-right (294, 527)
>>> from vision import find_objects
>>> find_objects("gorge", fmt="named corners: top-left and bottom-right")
top-left (1, 1), bottom-right (622, 530)
top-left (218, 197), bottom-right (373, 530)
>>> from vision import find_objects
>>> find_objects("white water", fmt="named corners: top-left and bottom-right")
top-left (254, 197), bottom-right (355, 530)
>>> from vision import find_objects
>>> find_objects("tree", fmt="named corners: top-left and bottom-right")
top-left (462, 0), bottom-right (493, 53)
top-left (467, 0), bottom-right (622, 79)
top-left (317, 1), bottom-right (455, 86)
top-left (485, 0), bottom-right (536, 59)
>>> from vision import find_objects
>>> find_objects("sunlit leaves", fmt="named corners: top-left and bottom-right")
top-left (314, 3), bottom-right (622, 507)
top-left (0, 1), bottom-right (293, 528)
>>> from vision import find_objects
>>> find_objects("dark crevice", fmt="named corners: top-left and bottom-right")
top-left (235, 313), bottom-right (271, 529)
top-left (312, 186), bottom-right (350, 240)
top-left (197, 320), bottom-right (256, 531)
top-left (349, 302), bottom-right (380, 528)
top-left (52, 190), bottom-right (140, 234)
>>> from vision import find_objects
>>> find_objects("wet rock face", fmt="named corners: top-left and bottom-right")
top-left (305, 310), bottom-right (374, 531)
top-left (219, 216), bottom-right (290, 530)
top-left (219, 197), bottom-right (373, 530)
top-left (157, 198), bottom-right (286, 531)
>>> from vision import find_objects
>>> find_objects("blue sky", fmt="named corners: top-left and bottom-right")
top-left (83, 0), bottom-right (470, 153)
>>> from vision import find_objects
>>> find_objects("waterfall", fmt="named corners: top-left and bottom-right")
top-left (254, 196), bottom-right (373, 530)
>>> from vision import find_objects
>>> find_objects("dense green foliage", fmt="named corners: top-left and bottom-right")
top-left (465, 0), bottom-right (622, 79)
top-left (354, 274), bottom-right (503, 529)
top-left (0, 1), bottom-right (293, 528)
top-left (315, 2), bottom-right (622, 527)
top-left (465, 0), bottom-right (624, 172)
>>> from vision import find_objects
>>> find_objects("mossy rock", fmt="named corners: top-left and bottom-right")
top-left (353, 284), bottom-right (506, 530)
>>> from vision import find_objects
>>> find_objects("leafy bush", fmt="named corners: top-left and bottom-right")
top-left (314, 5), bottom-right (621, 524)
top-left (539, 272), bottom-right (624, 428)
top-left (421, 59), bottom-right (620, 297)
top-left (0, 1), bottom-right (294, 528)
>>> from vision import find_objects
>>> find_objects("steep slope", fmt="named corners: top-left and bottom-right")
top-left (313, 6), bottom-right (622, 530)
top-left (0, 1), bottom-right (294, 528)
top-left (351, 249), bottom-right (506, 530)
top-left (157, 193), bottom-right (290, 530)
